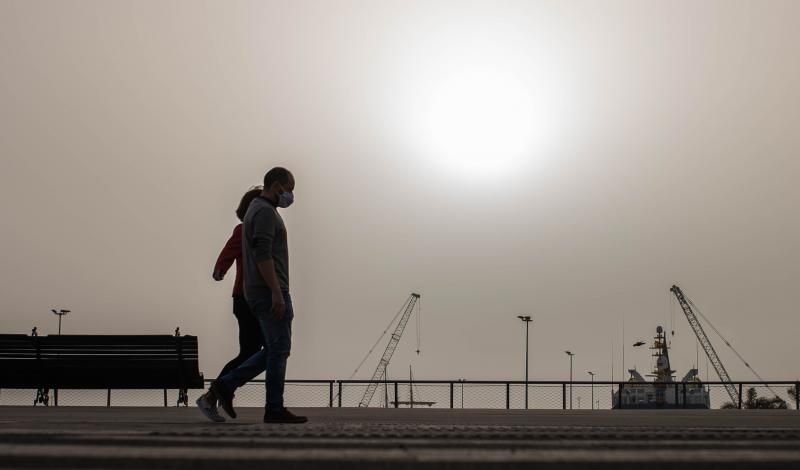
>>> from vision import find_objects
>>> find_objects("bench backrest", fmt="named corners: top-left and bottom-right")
top-left (0, 334), bottom-right (204, 389)
top-left (0, 335), bottom-right (39, 387)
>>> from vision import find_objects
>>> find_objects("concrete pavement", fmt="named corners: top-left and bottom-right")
top-left (1, 406), bottom-right (799, 469)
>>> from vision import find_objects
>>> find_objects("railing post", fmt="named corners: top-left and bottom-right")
top-left (338, 382), bottom-right (342, 407)
top-left (682, 383), bottom-right (687, 409)
top-left (329, 381), bottom-right (334, 408)
top-left (449, 382), bottom-right (454, 409)
top-left (796, 382), bottom-right (799, 411)
top-left (674, 383), bottom-right (679, 406)
top-left (394, 382), bottom-right (399, 408)
top-left (506, 383), bottom-right (510, 410)
top-left (107, 389), bottom-right (111, 407)
top-left (562, 383), bottom-right (567, 410)
top-left (163, 389), bottom-right (168, 407)
top-left (617, 383), bottom-right (624, 409)
top-left (738, 383), bottom-right (743, 409)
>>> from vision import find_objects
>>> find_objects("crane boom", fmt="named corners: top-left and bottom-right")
top-left (670, 285), bottom-right (739, 404)
top-left (358, 293), bottom-right (421, 408)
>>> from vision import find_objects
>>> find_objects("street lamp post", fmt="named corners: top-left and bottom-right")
top-left (587, 371), bottom-right (596, 410)
top-left (517, 315), bottom-right (532, 409)
top-left (565, 351), bottom-right (575, 410)
top-left (50, 308), bottom-right (70, 407)
top-left (51, 309), bottom-right (70, 335)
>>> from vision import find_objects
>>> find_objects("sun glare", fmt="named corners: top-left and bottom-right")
top-left (419, 67), bottom-right (545, 179)
top-left (385, 25), bottom-right (568, 181)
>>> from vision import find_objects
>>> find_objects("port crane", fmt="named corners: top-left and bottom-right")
top-left (670, 285), bottom-right (739, 404)
top-left (358, 293), bottom-right (421, 408)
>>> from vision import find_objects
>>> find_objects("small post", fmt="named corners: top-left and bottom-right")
top-left (795, 382), bottom-right (799, 411)
top-left (394, 382), bottom-right (399, 409)
top-left (617, 383), bottom-right (624, 409)
top-left (54, 389), bottom-right (58, 407)
top-left (674, 383), bottom-right (679, 406)
top-left (562, 383), bottom-right (567, 410)
top-left (329, 381), bottom-right (334, 408)
top-left (682, 383), bottom-right (687, 409)
top-left (449, 382), bottom-right (454, 409)
top-left (163, 389), bottom-right (168, 407)
top-left (738, 383), bottom-right (743, 409)
top-left (338, 382), bottom-right (342, 407)
top-left (107, 389), bottom-right (111, 407)
top-left (506, 383), bottom-right (511, 410)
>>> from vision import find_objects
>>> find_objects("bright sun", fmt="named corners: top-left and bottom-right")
top-left (392, 58), bottom-right (565, 182)
top-left (386, 26), bottom-right (567, 181)
top-left (419, 67), bottom-right (545, 179)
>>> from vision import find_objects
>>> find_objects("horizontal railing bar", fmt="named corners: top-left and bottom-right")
top-left (201, 379), bottom-right (799, 386)
top-left (331, 380), bottom-right (799, 385)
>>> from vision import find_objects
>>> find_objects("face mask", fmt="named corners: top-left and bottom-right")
top-left (277, 190), bottom-right (294, 208)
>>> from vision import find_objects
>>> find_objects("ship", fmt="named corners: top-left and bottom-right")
top-left (613, 326), bottom-right (710, 409)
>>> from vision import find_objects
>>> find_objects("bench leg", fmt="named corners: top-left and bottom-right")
top-left (178, 388), bottom-right (188, 407)
top-left (34, 388), bottom-right (50, 407)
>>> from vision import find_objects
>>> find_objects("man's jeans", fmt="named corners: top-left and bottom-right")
top-left (217, 291), bottom-right (293, 411)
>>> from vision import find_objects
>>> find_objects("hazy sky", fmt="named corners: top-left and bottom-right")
top-left (2, 0), bottom-right (799, 384)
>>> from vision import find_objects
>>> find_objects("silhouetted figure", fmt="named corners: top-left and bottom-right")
top-left (196, 187), bottom-right (264, 422)
top-left (207, 167), bottom-right (307, 424)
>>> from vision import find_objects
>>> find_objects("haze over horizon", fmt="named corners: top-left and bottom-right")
top-left (2, 0), bottom-right (799, 384)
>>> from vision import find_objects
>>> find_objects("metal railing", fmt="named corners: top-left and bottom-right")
top-left (1, 380), bottom-right (798, 410)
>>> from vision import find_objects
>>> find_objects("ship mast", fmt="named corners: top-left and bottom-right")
top-left (648, 326), bottom-right (673, 382)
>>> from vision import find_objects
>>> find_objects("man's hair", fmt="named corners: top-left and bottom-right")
top-left (236, 186), bottom-right (263, 221)
top-left (264, 167), bottom-right (293, 188)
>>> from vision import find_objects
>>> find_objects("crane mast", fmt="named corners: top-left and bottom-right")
top-left (358, 293), bottom-right (421, 408)
top-left (670, 285), bottom-right (738, 404)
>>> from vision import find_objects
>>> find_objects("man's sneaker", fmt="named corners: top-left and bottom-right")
top-left (263, 407), bottom-right (308, 424)
top-left (195, 394), bottom-right (225, 423)
top-left (210, 381), bottom-right (236, 419)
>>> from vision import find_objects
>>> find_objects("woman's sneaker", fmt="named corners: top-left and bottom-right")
top-left (195, 394), bottom-right (225, 423)
top-left (263, 407), bottom-right (308, 424)
top-left (210, 381), bottom-right (237, 419)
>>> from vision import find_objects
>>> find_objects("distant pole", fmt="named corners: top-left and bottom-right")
top-left (517, 315), bottom-right (532, 409)
top-left (587, 371), bottom-right (596, 410)
top-left (610, 342), bottom-right (614, 383)
top-left (50, 308), bottom-right (70, 408)
top-left (51, 309), bottom-right (70, 335)
top-left (621, 314), bottom-right (625, 381)
top-left (565, 351), bottom-right (575, 410)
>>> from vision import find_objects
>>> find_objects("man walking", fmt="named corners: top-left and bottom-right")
top-left (211, 167), bottom-right (307, 424)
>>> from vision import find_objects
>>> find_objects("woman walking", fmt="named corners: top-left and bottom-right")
top-left (196, 187), bottom-right (263, 422)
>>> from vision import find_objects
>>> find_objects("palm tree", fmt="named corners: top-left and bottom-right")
top-left (721, 387), bottom-right (787, 409)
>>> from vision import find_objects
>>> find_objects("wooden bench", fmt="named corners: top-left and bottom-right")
top-left (0, 334), bottom-right (204, 406)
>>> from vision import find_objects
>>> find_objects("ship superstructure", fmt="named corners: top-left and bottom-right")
top-left (613, 326), bottom-right (710, 409)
